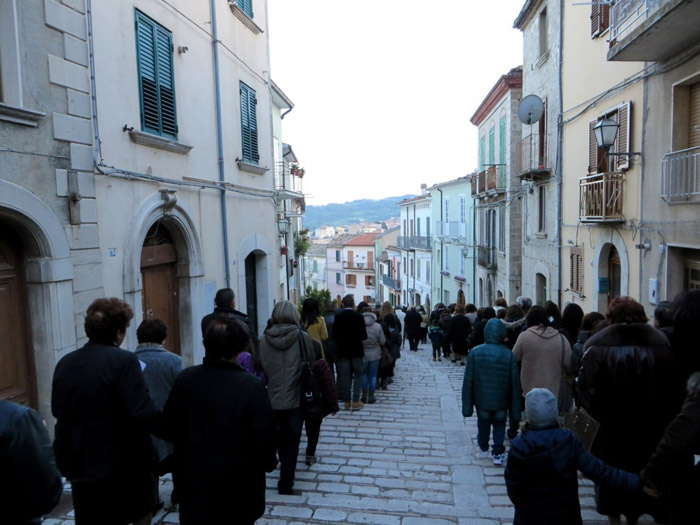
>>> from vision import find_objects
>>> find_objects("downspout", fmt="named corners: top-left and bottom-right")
top-left (437, 187), bottom-right (444, 302)
top-left (413, 204), bottom-right (417, 306)
top-left (556, 0), bottom-right (565, 307)
top-left (472, 196), bottom-right (477, 304)
top-left (210, 0), bottom-right (232, 288)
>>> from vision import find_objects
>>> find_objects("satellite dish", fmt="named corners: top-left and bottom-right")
top-left (518, 94), bottom-right (544, 125)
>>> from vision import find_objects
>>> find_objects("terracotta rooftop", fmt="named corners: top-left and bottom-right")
top-left (343, 233), bottom-right (380, 246)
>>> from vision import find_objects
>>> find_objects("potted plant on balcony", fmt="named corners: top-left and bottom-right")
top-left (280, 245), bottom-right (289, 255)
top-left (290, 162), bottom-right (305, 178)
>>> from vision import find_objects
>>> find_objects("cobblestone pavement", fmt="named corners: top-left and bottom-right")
top-left (45, 340), bottom-right (655, 524)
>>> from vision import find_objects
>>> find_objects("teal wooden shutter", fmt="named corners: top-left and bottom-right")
top-left (499, 118), bottom-right (506, 165)
top-left (480, 137), bottom-right (485, 171)
top-left (240, 82), bottom-right (259, 163)
top-left (135, 10), bottom-right (177, 139)
top-left (239, 0), bottom-right (254, 18)
top-left (489, 127), bottom-right (495, 166)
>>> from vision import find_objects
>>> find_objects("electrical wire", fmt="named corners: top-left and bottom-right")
top-left (0, 148), bottom-right (70, 161)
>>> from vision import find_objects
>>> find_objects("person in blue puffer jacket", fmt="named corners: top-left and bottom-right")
top-left (462, 318), bottom-right (521, 465)
top-left (505, 389), bottom-right (641, 525)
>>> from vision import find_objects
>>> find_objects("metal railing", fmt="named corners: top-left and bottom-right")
top-left (610, 0), bottom-right (662, 43)
top-left (477, 246), bottom-right (496, 269)
top-left (343, 260), bottom-right (374, 270)
top-left (397, 236), bottom-right (432, 250)
top-left (434, 222), bottom-right (467, 240)
top-left (579, 172), bottom-right (625, 222)
top-left (661, 146), bottom-right (700, 203)
top-left (382, 275), bottom-right (400, 289)
top-left (472, 166), bottom-right (506, 196)
top-left (515, 133), bottom-right (550, 175)
top-left (274, 161), bottom-right (303, 194)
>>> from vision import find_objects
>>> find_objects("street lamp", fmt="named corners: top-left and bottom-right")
top-left (277, 217), bottom-right (289, 236)
top-left (593, 118), bottom-right (619, 152)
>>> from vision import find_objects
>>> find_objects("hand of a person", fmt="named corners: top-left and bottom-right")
top-left (643, 485), bottom-right (661, 498)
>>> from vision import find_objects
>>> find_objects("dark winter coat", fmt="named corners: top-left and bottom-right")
top-left (162, 357), bottom-right (277, 525)
top-left (52, 341), bottom-right (159, 523)
top-left (505, 425), bottom-right (641, 525)
top-left (462, 320), bottom-right (521, 418)
top-left (450, 314), bottom-right (471, 356)
top-left (404, 309), bottom-right (423, 337)
top-left (0, 401), bottom-right (62, 524)
top-left (571, 329), bottom-right (590, 369)
top-left (578, 323), bottom-right (681, 472)
top-left (466, 317), bottom-right (486, 349)
top-left (332, 308), bottom-right (367, 359)
top-left (201, 306), bottom-right (257, 343)
top-left (259, 324), bottom-right (315, 410)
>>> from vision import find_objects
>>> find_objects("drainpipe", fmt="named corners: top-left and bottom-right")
top-left (556, 0), bottom-right (564, 307)
top-left (472, 198), bottom-right (477, 304)
top-left (210, 0), bottom-right (232, 288)
top-left (437, 187), bottom-right (444, 302)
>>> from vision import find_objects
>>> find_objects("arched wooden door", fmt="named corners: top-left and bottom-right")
top-left (0, 231), bottom-right (35, 407)
top-left (141, 222), bottom-right (181, 354)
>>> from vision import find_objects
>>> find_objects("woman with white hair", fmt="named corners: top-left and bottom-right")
top-left (259, 301), bottom-right (315, 495)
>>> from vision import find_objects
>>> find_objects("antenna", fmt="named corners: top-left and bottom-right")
top-left (517, 95), bottom-right (545, 125)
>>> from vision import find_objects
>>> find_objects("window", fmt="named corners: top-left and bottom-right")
top-left (498, 205), bottom-right (505, 252)
top-left (403, 219), bottom-right (407, 235)
top-left (480, 136), bottom-right (486, 171)
top-left (427, 219), bottom-right (431, 238)
top-left (335, 250), bottom-right (340, 262)
top-left (489, 126), bottom-right (496, 166)
top-left (459, 195), bottom-right (466, 223)
top-left (346, 274), bottom-right (357, 287)
top-left (403, 257), bottom-right (407, 274)
top-left (0, 0), bottom-right (22, 107)
top-left (588, 102), bottom-right (631, 173)
top-left (499, 117), bottom-right (506, 166)
top-left (426, 262), bottom-right (431, 283)
top-left (444, 245), bottom-right (449, 271)
top-left (410, 259), bottom-right (414, 277)
top-left (240, 82), bottom-right (259, 163)
top-left (443, 290), bottom-right (450, 304)
top-left (538, 185), bottom-right (546, 232)
top-left (460, 250), bottom-right (465, 275)
top-left (236, 0), bottom-right (253, 18)
top-left (539, 8), bottom-right (548, 57)
top-left (410, 219), bottom-right (414, 236)
top-left (444, 198), bottom-right (450, 224)
top-left (135, 10), bottom-right (178, 139)
top-left (365, 275), bottom-right (374, 287)
top-left (591, 1), bottom-right (610, 38)
top-left (336, 272), bottom-right (341, 284)
top-left (312, 260), bottom-right (318, 272)
top-left (570, 247), bottom-right (583, 294)
top-left (416, 218), bottom-right (421, 236)
top-left (417, 260), bottom-right (421, 280)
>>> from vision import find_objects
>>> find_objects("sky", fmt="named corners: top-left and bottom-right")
top-left (268, 0), bottom-right (525, 206)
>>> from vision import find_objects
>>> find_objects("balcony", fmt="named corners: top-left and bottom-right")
top-left (579, 172), bottom-right (625, 222)
top-left (397, 235), bottom-right (432, 250)
top-left (274, 161), bottom-right (303, 199)
top-left (661, 146), bottom-right (700, 203)
top-left (472, 166), bottom-right (506, 199)
top-left (343, 260), bottom-right (374, 271)
top-left (516, 133), bottom-right (551, 181)
top-left (382, 275), bottom-right (401, 290)
top-left (477, 246), bottom-right (497, 270)
top-left (608, 0), bottom-right (700, 62)
top-left (434, 222), bottom-right (468, 240)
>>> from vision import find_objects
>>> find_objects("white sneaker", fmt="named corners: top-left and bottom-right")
top-left (475, 449), bottom-right (491, 459)
top-left (492, 453), bottom-right (506, 466)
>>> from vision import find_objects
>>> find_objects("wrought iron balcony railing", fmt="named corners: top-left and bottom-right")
top-left (579, 172), bottom-right (625, 222)
top-left (471, 165), bottom-right (506, 197)
top-left (397, 236), bottom-right (432, 250)
top-left (274, 161), bottom-right (303, 195)
top-left (661, 146), bottom-right (700, 203)
top-left (434, 222), bottom-right (468, 240)
top-left (382, 275), bottom-right (401, 289)
top-left (477, 246), bottom-right (497, 270)
top-left (343, 260), bottom-right (374, 270)
top-left (515, 133), bottom-right (551, 180)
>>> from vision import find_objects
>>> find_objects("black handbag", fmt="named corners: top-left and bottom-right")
top-left (298, 331), bottom-right (323, 417)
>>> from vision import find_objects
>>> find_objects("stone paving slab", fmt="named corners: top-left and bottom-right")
top-left (43, 341), bottom-right (657, 524)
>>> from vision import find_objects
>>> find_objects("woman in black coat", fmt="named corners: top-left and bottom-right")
top-left (52, 298), bottom-right (159, 525)
top-left (162, 316), bottom-right (277, 525)
top-left (577, 297), bottom-right (682, 525)
top-left (449, 304), bottom-right (471, 364)
top-left (404, 307), bottom-right (423, 350)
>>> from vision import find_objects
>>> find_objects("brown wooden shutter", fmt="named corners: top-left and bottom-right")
top-left (591, 2), bottom-right (601, 37)
top-left (570, 247), bottom-right (583, 294)
top-left (589, 119), bottom-right (599, 174)
top-left (600, 3), bottom-right (610, 32)
top-left (615, 102), bottom-right (631, 171)
top-left (689, 83), bottom-right (700, 149)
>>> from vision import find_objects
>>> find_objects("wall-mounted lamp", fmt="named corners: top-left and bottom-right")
top-left (178, 46), bottom-right (189, 54)
top-left (278, 218), bottom-right (289, 235)
top-left (594, 118), bottom-right (641, 159)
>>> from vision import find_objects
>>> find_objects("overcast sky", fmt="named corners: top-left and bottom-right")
top-left (268, 1), bottom-right (525, 206)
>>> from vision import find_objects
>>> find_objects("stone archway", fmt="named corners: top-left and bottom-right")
top-left (123, 192), bottom-right (204, 366)
top-left (593, 232), bottom-right (629, 313)
top-left (238, 233), bottom-right (274, 336)
top-left (0, 180), bottom-right (76, 418)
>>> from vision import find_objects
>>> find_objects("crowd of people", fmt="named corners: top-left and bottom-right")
top-left (3, 288), bottom-right (700, 525)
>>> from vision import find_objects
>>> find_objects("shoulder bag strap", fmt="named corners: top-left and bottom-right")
top-left (559, 333), bottom-right (566, 371)
top-left (298, 328), bottom-right (308, 365)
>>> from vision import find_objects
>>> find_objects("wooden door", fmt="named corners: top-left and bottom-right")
top-left (245, 253), bottom-right (258, 334)
top-left (347, 250), bottom-right (354, 268)
top-left (0, 233), bottom-right (35, 407)
top-left (367, 251), bottom-right (374, 271)
top-left (608, 246), bottom-right (621, 305)
top-left (141, 243), bottom-right (180, 354)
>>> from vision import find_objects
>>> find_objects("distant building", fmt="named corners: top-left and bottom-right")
top-left (374, 227), bottom-right (400, 306)
top-left (304, 243), bottom-right (328, 293)
top-left (398, 189), bottom-right (433, 309)
top-left (342, 233), bottom-right (381, 305)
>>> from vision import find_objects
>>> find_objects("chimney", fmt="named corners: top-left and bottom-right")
top-left (420, 183), bottom-right (427, 195)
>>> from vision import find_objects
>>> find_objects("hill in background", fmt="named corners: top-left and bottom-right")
top-left (303, 195), bottom-right (416, 232)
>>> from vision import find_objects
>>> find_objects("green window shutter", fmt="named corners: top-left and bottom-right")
top-left (499, 118), bottom-right (506, 165)
top-left (135, 10), bottom-right (177, 139)
top-left (241, 0), bottom-right (254, 18)
top-left (240, 82), bottom-right (259, 164)
top-left (480, 137), bottom-right (485, 171)
top-left (489, 127), bottom-right (495, 166)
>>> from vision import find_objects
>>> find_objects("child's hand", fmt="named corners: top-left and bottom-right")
top-left (642, 485), bottom-right (661, 497)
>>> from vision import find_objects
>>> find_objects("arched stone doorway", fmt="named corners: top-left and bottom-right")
top-left (141, 221), bottom-right (181, 354)
top-left (536, 273), bottom-right (547, 307)
top-left (238, 233), bottom-right (274, 336)
top-left (0, 229), bottom-right (35, 406)
top-left (594, 238), bottom-right (629, 313)
top-left (457, 289), bottom-right (465, 305)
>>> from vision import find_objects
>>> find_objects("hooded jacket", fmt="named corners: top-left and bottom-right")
top-left (362, 312), bottom-right (386, 362)
top-left (505, 426), bottom-right (641, 525)
top-left (462, 319), bottom-right (521, 417)
top-left (259, 324), bottom-right (315, 410)
top-left (513, 325), bottom-right (573, 399)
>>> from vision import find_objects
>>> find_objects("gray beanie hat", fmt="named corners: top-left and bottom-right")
top-left (525, 388), bottom-right (558, 428)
